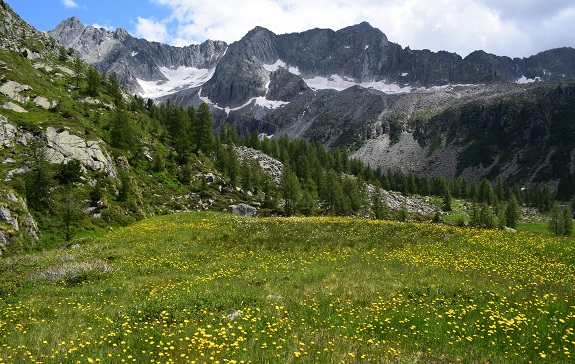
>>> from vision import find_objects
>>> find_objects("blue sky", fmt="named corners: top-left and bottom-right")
top-left (8, 0), bottom-right (575, 58)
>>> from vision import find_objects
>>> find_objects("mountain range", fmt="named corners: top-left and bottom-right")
top-left (49, 17), bottom-right (575, 195)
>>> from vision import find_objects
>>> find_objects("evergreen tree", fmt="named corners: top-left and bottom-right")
top-left (372, 188), bottom-right (388, 220)
top-left (281, 169), bottom-right (301, 216)
top-left (194, 103), bottom-right (214, 155)
top-left (110, 106), bottom-right (139, 155)
top-left (57, 186), bottom-right (82, 243)
top-left (563, 206), bottom-right (573, 236)
top-left (299, 186), bottom-right (317, 216)
top-left (72, 56), bottom-right (83, 88)
top-left (399, 203), bottom-right (409, 222)
top-left (261, 172), bottom-right (279, 209)
top-left (55, 160), bottom-right (83, 186)
top-left (478, 178), bottom-right (495, 205)
top-left (442, 188), bottom-right (452, 212)
top-left (505, 194), bottom-right (520, 229)
top-left (108, 73), bottom-right (122, 106)
top-left (89, 180), bottom-right (103, 204)
top-left (86, 66), bottom-right (100, 96)
top-left (479, 202), bottom-right (496, 228)
top-left (24, 142), bottom-right (54, 212)
top-left (548, 202), bottom-right (565, 236)
top-left (226, 145), bottom-right (240, 186)
top-left (117, 172), bottom-right (132, 202)
top-left (322, 170), bottom-right (345, 215)
top-left (495, 176), bottom-right (505, 202)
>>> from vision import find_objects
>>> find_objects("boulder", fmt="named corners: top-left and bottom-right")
top-left (33, 96), bottom-right (56, 109)
top-left (227, 203), bottom-right (257, 217)
top-left (0, 80), bottom-right (30, 103)
top-left (1, 101), bottom-right (27, 113)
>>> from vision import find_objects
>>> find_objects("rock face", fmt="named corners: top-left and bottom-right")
top-left (227, 203), bottom-right (257, 217)
top-left (44, 127), bottom-right (118, 177)
top-left (0, 116), bottom-right (118, 179)
top-left (0, 189), bottom-right (39, 255)
top-left (49, 17), bottom-right (228, 94)
top-left (200, 22), bottom-right (575, 108)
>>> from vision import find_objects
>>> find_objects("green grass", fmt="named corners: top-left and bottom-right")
top-left (517, 221), bottom-right (551, 235)
top-left (1, 212), bottom-right (575, 363)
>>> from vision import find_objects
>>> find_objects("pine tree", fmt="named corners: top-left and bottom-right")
top-left (108, 73), bottom-right (122, 107)
top-left (505, 194), bottom-right (520, 229)
top-left (86, 66), bottom-right (100, 96)
top-left (442, 188), bottom-right (452, 212)
top-left (548, 202), bottom-right (565, 236)
top-left (479, 202), bottom-right (496, 228)
top-left (226, 145), bottom-right (240, 187)
top-left (24, 142), bottom-right (54, 212)
top-left (261, 172), bottom-right (279, 209)
top-left (72, 56), bottom-right (83, 88)
top-left (563, 206), bottom-right (573, 236)
top-left (281, 169), bottom-right (301, 216)
top-left (117, 172), bottom-right (132, 202)
top-left (57, 186), bottom-right (82, 243)
top-left (372, 188), bottom-right (388, 220)
top-left (194, 103), bottom-right (214, 155)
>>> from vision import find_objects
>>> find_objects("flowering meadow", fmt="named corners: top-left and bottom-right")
top-left (1, 212), bottom-right (575, 363)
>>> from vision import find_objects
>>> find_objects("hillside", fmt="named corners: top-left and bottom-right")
top-left (0, 2), bottom-right (257, 254)
top-left (1, 212), bottom-right (574, 362)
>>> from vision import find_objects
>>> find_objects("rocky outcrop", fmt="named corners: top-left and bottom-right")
top-left (227, 203), bottom-right (257, 217)
top-left (234, 146), bottom-right (283, 183)
top-left (44, 127), bottom-right (117, 177)
top-left (267, 67), bottom-right (310, 101)
top-left (0, 115), bottom-right (19, 147)
top-left (0, 116), bottom-right (118, 178)
top-left (0, 80), bottom-right (31, 103)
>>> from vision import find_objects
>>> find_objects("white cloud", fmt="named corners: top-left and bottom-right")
top-left (147, 0), bottom-right (575, 57)
top-left (92, 23), bottom-right (116, 32)
top-left (61, 0), bottom-right (79, 8)
top-left (134, 17), bottom-right (168, 43)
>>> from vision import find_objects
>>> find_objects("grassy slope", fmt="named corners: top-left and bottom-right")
top-left (1, 212), bottom-right (574, 363)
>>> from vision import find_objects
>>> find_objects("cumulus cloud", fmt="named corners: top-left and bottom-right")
top-left (147, 0), bottom-right (575, 57)
top-left (61, 0), bottom-right (79, 8)
top-left (134, 17), bottom-right (169, 43)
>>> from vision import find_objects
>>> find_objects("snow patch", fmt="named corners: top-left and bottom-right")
top-left (516, 75), bottom-right (540, 84)
top-left (263, 60), bottom-right (286, 72)
top-left (131, 51), bottom-right (138, 57)
top-left (304, 74), bottom-right (412, 93)
top-left (401, 73), bottom-right (408, 77)
top-left (199, 91), bottom-right (288, 114)
top-left (263, 59), bottom-right (300, 75)
top-left (137, 66), bottom-right (215, 99)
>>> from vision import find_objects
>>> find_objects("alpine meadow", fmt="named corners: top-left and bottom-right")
top-left (1, 1), bottom-right (575, 363)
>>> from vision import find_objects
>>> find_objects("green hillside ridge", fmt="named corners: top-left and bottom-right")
top-left (1, 212), bottom-right (574, 362)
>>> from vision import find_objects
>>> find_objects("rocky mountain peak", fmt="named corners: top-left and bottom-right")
top-left (113, 27), bottom-right (131, 41)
